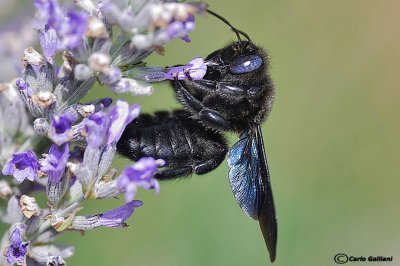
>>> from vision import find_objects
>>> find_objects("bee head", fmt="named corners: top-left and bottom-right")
top-left (205, 42), bottom-right (265, 77)
top-left (205, 10), bottom-right (265, 76)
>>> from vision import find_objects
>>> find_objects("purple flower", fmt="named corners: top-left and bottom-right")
top-left (71, 200), bottom-right (143, 230)
top-left (98, 200), bottom-right (143, 227)
top-left (180, 15), bottom-right (195, 43)
top-left (16, 78), bottom-right (28, 91)
top-left (5, 226), bottom-right (29, 265)
top-left (106, 101), bottom-right (140, 145)
top-left (48, 112), bottom-right (75, 145)
top-left (117, 157), bottom-right (165, 202)
top-left (84, 111), bottom-right (109, 148)
top-left (57, 10), bottom-right (88, 50)
top-left (101, 97), bottom-right (113, 108)
top-left (34, 0), bottom-right (64, 27)
top-left (40, 143), bottom-right (70, 183)
top-left (2, 150), bottom-right (40, 183)
top-left (165, 57), bottom-right (207, 80)
top-left (35, 0), bottom-right (88, 50)
top-left (38, 25), bottom-right (57, 60)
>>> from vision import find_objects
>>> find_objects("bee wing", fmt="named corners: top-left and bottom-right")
top-left (255, 125), bottom-right (277, 262)
top-left (227, 126), bottom-right (277, 262)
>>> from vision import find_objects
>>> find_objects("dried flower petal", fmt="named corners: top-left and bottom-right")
top-left (20, 195), bottom-right (40, 218)
top-left (23, 47), bottom-right (45, 66)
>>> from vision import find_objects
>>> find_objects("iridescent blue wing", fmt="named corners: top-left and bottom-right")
top-left (227, 126), bottom-right (277, 262)
top-left (227, 129), bottom-right (260, 219)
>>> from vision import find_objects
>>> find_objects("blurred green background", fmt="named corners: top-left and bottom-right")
top-left (1, 0), bottom-right (400, 265)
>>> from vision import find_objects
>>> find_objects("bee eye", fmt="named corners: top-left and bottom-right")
top-left (230, 55), bottom-right (263, 74)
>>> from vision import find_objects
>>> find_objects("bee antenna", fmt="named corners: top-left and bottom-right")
top-left (206, 9), bottom-right (251, 43)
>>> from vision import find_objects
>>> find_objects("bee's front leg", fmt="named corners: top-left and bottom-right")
top-left (174, 80), bottom-right (231, 130)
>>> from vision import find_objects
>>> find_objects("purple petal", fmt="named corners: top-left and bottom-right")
top-left (39, 25), bottom-right (58, 60)
top-left (2, 150), bottom-right (40, 183)
top-left (40, 143), bottom-right (70, 183)
top-left (165, 57), bottom-right (207, 80)
top-left (10, 227), bottom-right (23, 246)
top-left (98, 200), bottom-right (143, 227)
top-left (48, 112), bottom-right (75, 145)
top-left (16, 78), bottom-right (29, 90)
top-left (5, 227), bottom-right (29, 264)
top-left (106, 101), bottom-right (140, 145)
top-left (117, 157), bottom-right (165, 202)
top-left (180, 34), bottom-right (191, 43)
top-left (58, 10), bottom-right (88, 50)
top-left (35, 1), bottom-right (88, 51)
top-left (84, 111), bottom-right (109, 148)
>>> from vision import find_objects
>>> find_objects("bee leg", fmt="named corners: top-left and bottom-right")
top-left (155, 166), bottom-right (193, 180)
top-left (174, 80), bottom-right (231, 129)
top-left (188, 79), bottom-right (251, 98)
top-left (184, 69), bottom-right (193, 80)
top-left (194, 149), bottom-right (227, 174)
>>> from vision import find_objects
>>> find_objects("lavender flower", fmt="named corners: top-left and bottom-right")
top-left (107, 101), bottom-right (141, 145)
top-left (117, 157), bottom-right (165, 202)
top-left (83, 101), bottom-right (140, 150)
top-left (124, 57), bottom-right (207, 82)
top-left (40, 143), bottom-right (70, 183)
top-left (35, 0), bottom-right (88, 51)
top-left (1, 0), bottom-right (209, 264)
top-left (164, 57), bottom-right (207, 80)
top-left (48, 113), bottom-right (75, 145)
top-left (58, 10), bottom-right (88, 50)
top-left (4, 225), bottom-right (29, 265)
top-left (38, 25), bottom-right (58, 61)
top-left (71, 200), bottom-right (143, 230)
top-left (2, 150), bottom-right (40, 183)
top-left (76, 100), bottom-right (140, 198)
top-left (83, 111), bottom-right (109, 149)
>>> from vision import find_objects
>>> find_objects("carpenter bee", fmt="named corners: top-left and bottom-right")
top-left (117, 10), bottom-right (277, 262)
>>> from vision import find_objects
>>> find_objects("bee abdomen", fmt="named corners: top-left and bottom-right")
top-left (117, 110), bottom-right (227, 168)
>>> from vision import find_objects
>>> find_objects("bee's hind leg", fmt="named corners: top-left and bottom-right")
top-left (155, 166), bottom-right (193, 180)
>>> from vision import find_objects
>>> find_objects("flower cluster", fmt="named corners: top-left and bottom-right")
top-left (0, 0), bottom-right (208, 264)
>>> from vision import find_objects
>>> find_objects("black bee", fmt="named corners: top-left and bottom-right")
top-left (117, 10), bottom-right (277, 262)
